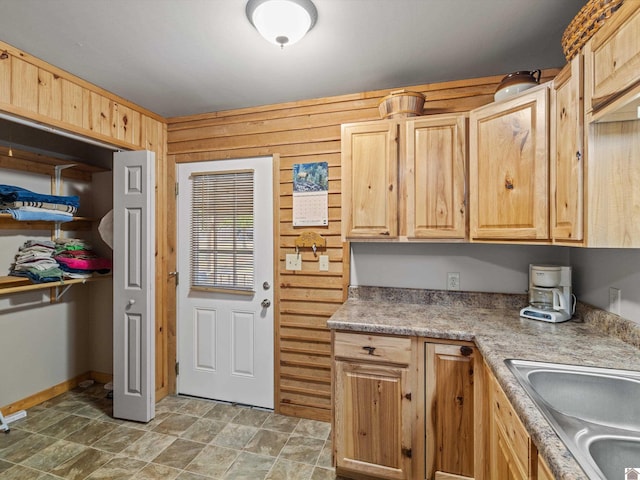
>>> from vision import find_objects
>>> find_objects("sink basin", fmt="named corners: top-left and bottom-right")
top-left (505, 359), bottom-right (640, 479)
top-left (587, 436), bottom-right (640, 480)
top-left (526, 367), bottom-right (640, 430)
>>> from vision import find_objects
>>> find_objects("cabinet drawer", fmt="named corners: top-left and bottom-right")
top-left (333, 331), bottom-right (411, 365)
top-left (492, 380), bottom-right (530, 475)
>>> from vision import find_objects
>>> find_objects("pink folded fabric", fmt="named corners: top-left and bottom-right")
top-left (54, 250), bottom-right (112, 271)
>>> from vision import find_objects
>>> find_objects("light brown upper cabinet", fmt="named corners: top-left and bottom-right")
top-left (342, 120), bottom-right (399, 239)
top-left (469, 85), bottom-right (549, 241)
top-left (406, 115), bottom-right (468, 239)
top-left (342, 114), bottom-right (468, 241)
top-left (550, 55), bottom-right (584, 245)
top-left (583, 2), bottom-right (640, 113)
top-left (580, 3), bottom-right (640, 248)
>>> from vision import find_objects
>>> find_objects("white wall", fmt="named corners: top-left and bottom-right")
top-left (88, 170), bottom-right (114, 376)
top-left (571, 248), bottom-right (640, 324)
top-left (351, 243), bottom-right (570, 294)
top-left (350, 242), bottom-right (640, 325)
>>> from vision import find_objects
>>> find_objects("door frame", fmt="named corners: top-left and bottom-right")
top-left (167, 154), bottom-right (281, 408)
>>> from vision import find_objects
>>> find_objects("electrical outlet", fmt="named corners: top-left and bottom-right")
top-left (447, 272), bottom-right (460, 291)
top-left (319, 255), bottom-right (329, 271)
top-left (285, 253), bottom-right (302, 271)
top-left (609, 287), bottom-right (621, 315)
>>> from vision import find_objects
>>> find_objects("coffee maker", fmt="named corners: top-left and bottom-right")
top-left (520, 264), bottom-right (574, 323)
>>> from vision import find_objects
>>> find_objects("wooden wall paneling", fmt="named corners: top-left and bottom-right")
top-left (0, 42), bottom-right (164, 152)
top-left (61, 78), bottom-right (83, 127)
top-left (0, 50), bottom-right (9, 104)
top-left (166, 68), bottom-right (561, 421)
top-left (86, 91), bottom-right (113, 137)
top-left (116, 103), bottom-right (141, 145)
top-left (147, 118), bottom-right (171, 398)
top-left (11, 55), bottom-right (38, 112)
top-left (37, 69), bottom-right (62, 120)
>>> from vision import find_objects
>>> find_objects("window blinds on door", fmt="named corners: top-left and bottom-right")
top-left (190, 170), bottom-right (255, 293)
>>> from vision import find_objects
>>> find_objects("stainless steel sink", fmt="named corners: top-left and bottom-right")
top-left (505, 359), bottom-right (640, 479)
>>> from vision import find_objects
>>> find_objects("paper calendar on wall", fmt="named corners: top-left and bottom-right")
top-left (292, 162), bottom-right (329, 227)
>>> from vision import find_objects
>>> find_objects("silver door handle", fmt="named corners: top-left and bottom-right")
top-left (261, 299), bottom-right (271, 308)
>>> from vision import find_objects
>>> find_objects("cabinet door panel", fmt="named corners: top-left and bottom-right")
top-left (407, 115), bottom-right (467, 239)
top-left (537, 454), bottom-right (554, 480)
top-left (342, 121), bottom-right (398, 238)
top-left (495, 425), bottom-right (527, 480)
top-left (335, 361), bottom-right (411, 480)
top-left (426, 343), bottom-right (475, 479)
top-left (587, 4), bottom-right (640, 109)
top-left (488, 367), bottom-right (532, 480)
top-left (551, 56), bottom-right (583, 243)
top-left (470, 86), bottom-right (549, 240)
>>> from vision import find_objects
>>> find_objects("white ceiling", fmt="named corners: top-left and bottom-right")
top-left (0, 0), bottom-right (586, 119)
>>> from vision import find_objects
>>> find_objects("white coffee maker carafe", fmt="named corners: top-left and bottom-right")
top-left (520, 264), bottom-right (575, 323)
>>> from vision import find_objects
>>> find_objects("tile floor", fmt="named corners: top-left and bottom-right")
top-left (0, 384), bottom-right (344, 479)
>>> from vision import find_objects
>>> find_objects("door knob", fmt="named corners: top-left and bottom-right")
top-left (261, 299), bottom-right (271, 308)
top-left (263, 281), bottom-right (271, 290)
top-left (128, 299), bottom-right (136, 305)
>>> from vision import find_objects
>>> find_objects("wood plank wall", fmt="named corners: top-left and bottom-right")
top-left (0, 41), bottom-right (172, 401)
top-left (167, 69), bottom-right (559, 421)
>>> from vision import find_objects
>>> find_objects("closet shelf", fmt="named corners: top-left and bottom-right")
top-left (0, 213), bottom-right (94, 230)
top-left (0, 274), bottom-right (111, 296)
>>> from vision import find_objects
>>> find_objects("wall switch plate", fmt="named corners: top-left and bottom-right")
top-left (319, 255), bottom-right (329, 271)
top-left (285, 253), bottom-right (302, 271)
top-left (609, 287), bottom-right (621, 315)
top-left (447, 272), bottom-right (460, 291)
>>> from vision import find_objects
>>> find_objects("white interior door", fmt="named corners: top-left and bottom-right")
top-left (177, 156), bottom-right (274, 409)
top-left (113, 150), bottom-right (155, 422)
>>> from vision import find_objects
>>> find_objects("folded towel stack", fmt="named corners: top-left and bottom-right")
top-left (0, 184), bottom-right (80, 222)
top-left (9, 238), bottom-right (112, 283)
top-left (11, 240), bottom-right (65, 283)
top-left (54, 238), bottom-right (112, 278)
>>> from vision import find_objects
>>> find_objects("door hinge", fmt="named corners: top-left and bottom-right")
top-left (175, 362), bottom-right (179, 375)
top-left (169, 271), bottom-right (179, 285)
top-left (175, 182), bottom-right (179, 196)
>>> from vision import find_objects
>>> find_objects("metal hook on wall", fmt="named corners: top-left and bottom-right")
top-left (294, 232), bottom-right (326, 257)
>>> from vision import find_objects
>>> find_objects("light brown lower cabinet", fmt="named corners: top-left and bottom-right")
top-left (487, 363), bottom-right (560, 480)
top-left (333, 331), bottom-right (414, 480)
top-left (537, 455), bottom-right (554, 480)
top-left (332, 332), bottom-right (486, 480)
top-left (424, 342), bottom-right (478, 480)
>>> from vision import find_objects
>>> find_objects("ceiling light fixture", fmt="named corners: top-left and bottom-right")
top-left (246, 0), bottom-right (317, 48)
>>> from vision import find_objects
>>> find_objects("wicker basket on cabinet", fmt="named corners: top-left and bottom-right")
top-left (561, 0), bottom-right (625, 60)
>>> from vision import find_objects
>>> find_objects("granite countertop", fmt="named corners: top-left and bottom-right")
top-left (327, 287), bottom-right (640, 480)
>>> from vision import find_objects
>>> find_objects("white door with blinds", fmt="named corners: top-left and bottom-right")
top-left (176, 157), bottom-right (274, 408)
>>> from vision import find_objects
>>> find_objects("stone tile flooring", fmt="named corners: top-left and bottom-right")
top-left (0, 384), bottom-right (342, 479)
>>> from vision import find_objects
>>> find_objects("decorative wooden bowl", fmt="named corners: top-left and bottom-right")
top-left (378, 90), bottom-right (425, 119)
